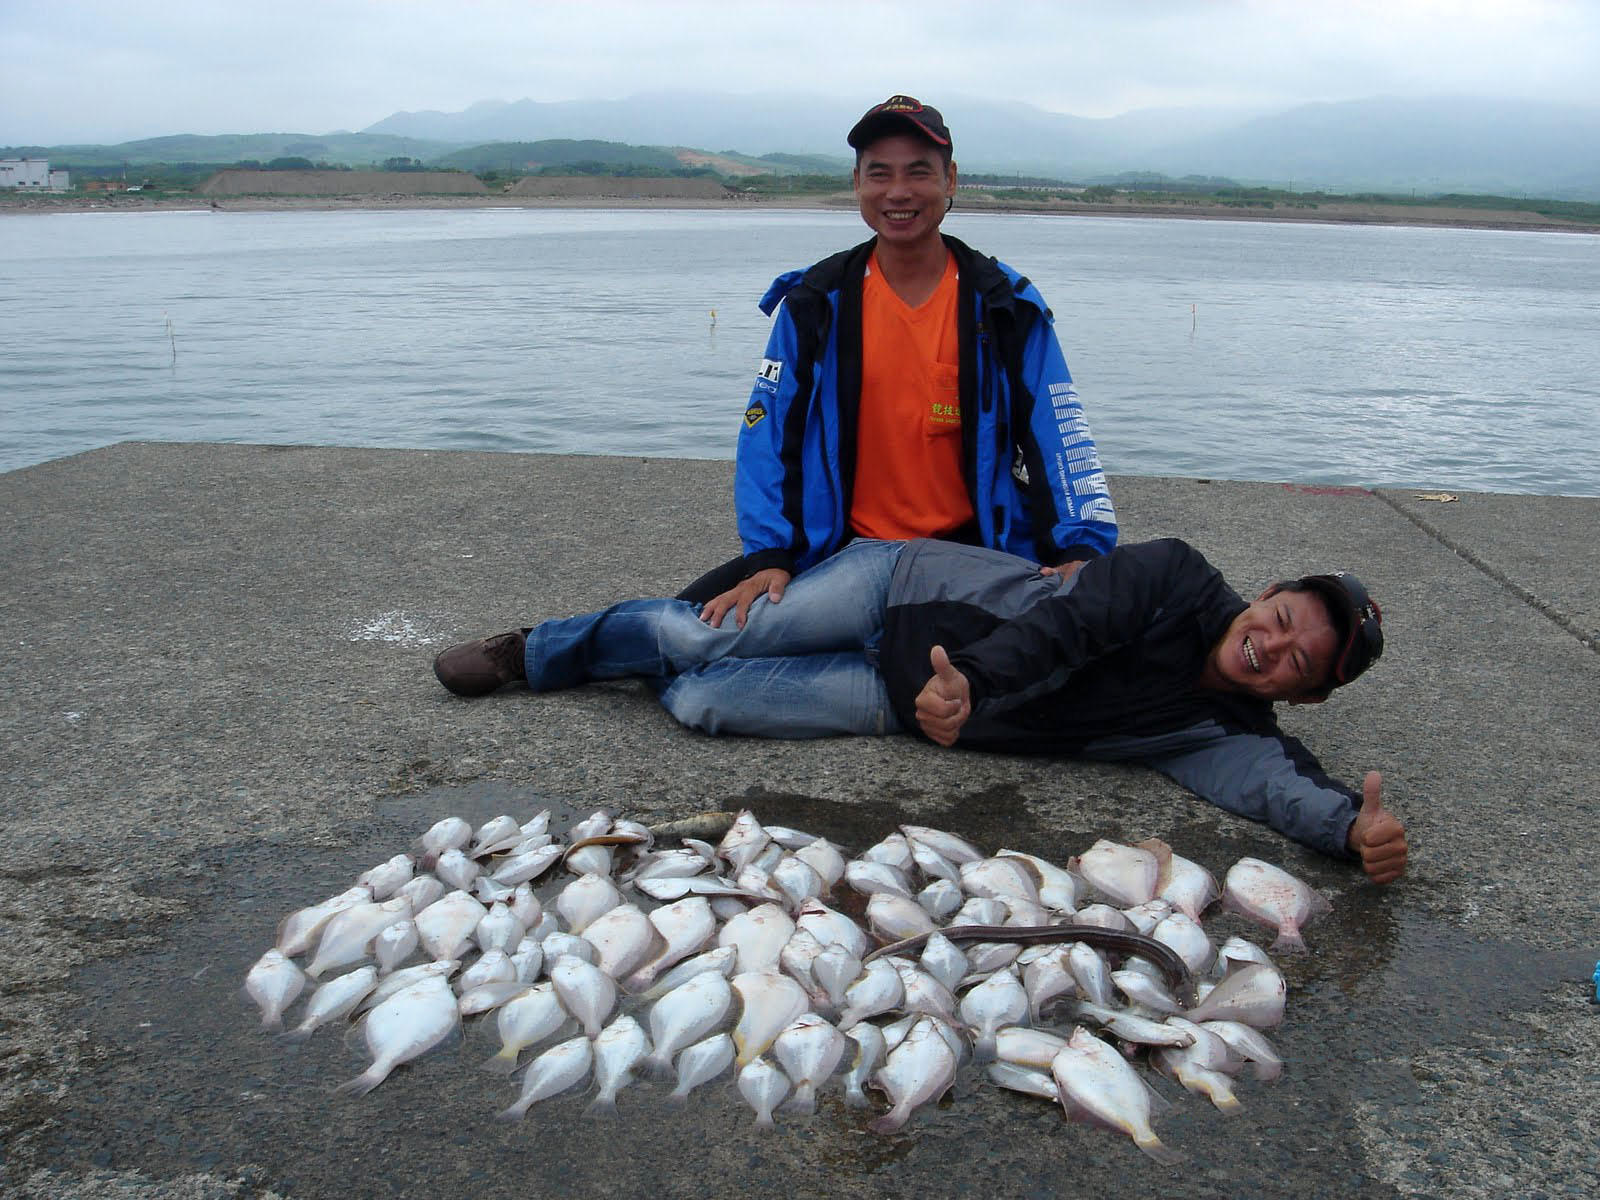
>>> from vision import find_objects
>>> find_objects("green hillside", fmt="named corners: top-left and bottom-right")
top-left (431, 139), bottom-right (687, 174)
top-left (0, 132), bottom-right (464, 168)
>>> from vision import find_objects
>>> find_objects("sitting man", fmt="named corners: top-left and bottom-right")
top-left (433, 537), bottom-right (1408, 884)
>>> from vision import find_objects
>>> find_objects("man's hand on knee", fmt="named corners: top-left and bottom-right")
top-left (700, 568), bottom-right (791, 629)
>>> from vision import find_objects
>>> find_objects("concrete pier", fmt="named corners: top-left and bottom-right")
top-left (2, 442), bottom-right (1595, 1198)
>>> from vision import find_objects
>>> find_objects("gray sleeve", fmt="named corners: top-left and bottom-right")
top-left (1136, 722), bottom-right (1361, 859)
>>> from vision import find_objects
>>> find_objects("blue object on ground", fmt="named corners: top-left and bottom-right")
top-left (1593, 961), bottom-right (1600, 1003)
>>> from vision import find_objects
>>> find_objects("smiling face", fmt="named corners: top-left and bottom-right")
top-left (852, 133), bottom-right (957, 252)
top-left (1201, 585), bottom-right (1341, 703)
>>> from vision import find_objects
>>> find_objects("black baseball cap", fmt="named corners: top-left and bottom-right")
top-left (847, 95), bottom-right (952, 152)
top-left (1289, 570), bottom-right (1384, 694)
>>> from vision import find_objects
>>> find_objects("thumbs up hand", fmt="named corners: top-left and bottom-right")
top-left (1346, 770), bottom-right (1408, 884)
top-left (914, 645), bottom-right (972, 747)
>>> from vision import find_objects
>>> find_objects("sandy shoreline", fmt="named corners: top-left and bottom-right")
top-left (4, 188), bottom-right (1597, 234)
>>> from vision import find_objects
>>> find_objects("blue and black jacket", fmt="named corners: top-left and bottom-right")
top-left (734, 235), bottom-right (1117, 579)
top-left (879, 537), bottom-right (1364, 858)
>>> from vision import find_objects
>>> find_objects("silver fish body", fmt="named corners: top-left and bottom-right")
top-left (644, 969), bottom-right (734, 1077)
top-left (413, 890), bottom-right (487, 961)
top-left (730, 970), bottom-right (809, 1066)
top-left (717, 903), bottom-right (796, 974)
top-left (458, 949), bottom-right (515, 993)
top-left (1183, 962), bottom-right (1286, 1029)
top-left (243, 948), bottom-right (305, 1030)
top-left (1222, 858), bottom-right (1331, 954)
top-left (482, 981), bottom-right (568, 1074)
top-left (283, 965), bottom-right (379, 1043)
top-left (987, 1061), bottom-right (1060, 1102)
top-left (588, 1013), bottom-right (651, 1115)
top-left (498, 1034), bottom-right (593, 1120)
top-left (844, 859), bottom-right (915, 899)
top-left (357, 853), bottom-right (415, 901)
top-left (958, 968), bottom-right (1030, 1061)
top-left (772, 1012), bottom-right (847, 1113)
top-left (581, 903), bottom-right (662, 980)
top-left (842, 1021), bottom-right (886, 1108)
top-left (916, 879), bottom-right (964, 920)
top-left (995, 1026), bottom-right (1067, 1070)
top-left (901, 824), bottom-right (984, 865)
top-left (811, 942), bottom-right (863, 1010)
top-left (866, 893), bottom-right (936, 942)
top-left (836, 958), bottom-right (905, 1028)
top-left (557, 870), bottom-right (624, 936)
top-left (737, 1056), bottom-right (790, 1129)
top-left (433, 848), bottom-right (480, 891)
top-left (669, 1032), bottom-right (735, 1103)
top-left (337, 975), bottom-right (459, 1097)
top-left (793, 838), bottom-right (846, 889)
top-left (1051, 1026), bottom-right (1182, 1165)
top-left (490, 843), bottom-right (564, 886)
top-left (373, 919), bottom-right (419, 975)
top-left (548, 954), bottom-right (619, 1038)
top-left (637, 945), bottom-right (737, 1001)
top-left (868, 1015), bottom-right (958, 1134)
top-left (622, 896), bottom-right (717, 993)
top-left (474, 902), bottom-right (526, 954)
top-left (306, 896), bottom-right (413, 980)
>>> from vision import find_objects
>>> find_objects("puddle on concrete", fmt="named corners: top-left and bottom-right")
top-left (45, 782), bottom-right (1591, 1199)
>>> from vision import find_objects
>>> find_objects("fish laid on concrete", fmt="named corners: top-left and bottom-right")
top-left (959, 969), bottom-right (1030, 1062)
top-left (281, 965), bottom-right (379, 1043)
top-left (842, 1021), bottom-right (887, 1108)
top-left (1222, 858), bottom-right (1332, 953)
top-left (643, 970), bottom-right (733, 1078)
top-left (482, 981), bottom-right (569, 1074)
top-left (731, 970), bottom-right (809, 1066)
top-left (1183, 962), bottom-right (1286, 1029)
top-left (588, 1013), bottom-right (651, 1115)
top-left (305, 896), bottom-right (413, 980)
top-left (868, 1015), bottom-right (958, 1135)
top-left (549, 953), bottom-right (618, 1038)
top-left (337, 974), bottom-right (459, 1097)
top-left (669, 1032), bottom-right (735, 1104)
top-left (1052, 1026), bottom-right (1183, 1165)
top-left (243, 948), bottom-right (306, 1031)
top-left (498, 1035), bottom-right (593, 1121)
top-left (773, 1012), bottom-right (847, 1114)
top-left (737, 1056), bottom-right (790, 1129)
top-left (1071, 839), bottom-right (1160, 908)
top-left (413, 890), bottom-right (487, 961)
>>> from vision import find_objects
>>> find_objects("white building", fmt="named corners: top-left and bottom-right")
top-left (1, 158), bottom-right (68, 190)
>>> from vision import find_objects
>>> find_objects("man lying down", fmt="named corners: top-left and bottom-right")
top-left (432, 537), bottom-right (1408, 885)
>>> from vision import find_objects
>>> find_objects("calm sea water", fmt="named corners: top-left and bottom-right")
top-left (3, 206), bottom-right (1598, 495)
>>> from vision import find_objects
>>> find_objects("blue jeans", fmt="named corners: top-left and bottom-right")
top-left (523, 539), bottom-right (906, 738)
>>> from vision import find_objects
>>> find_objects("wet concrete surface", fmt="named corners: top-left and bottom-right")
top-left (3, 443), bottom-right (1598, 1199)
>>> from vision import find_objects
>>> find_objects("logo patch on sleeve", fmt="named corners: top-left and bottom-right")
top-left (743, 400), bottom-right (768, 428)
top-left (758, 358), bottom-right (783, 384)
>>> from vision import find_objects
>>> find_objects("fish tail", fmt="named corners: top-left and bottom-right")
top-left (278, 1023), bottom-right (315, 1047)
top-left (1269, 925), bottom-right (1308, 954)
top-left (480, 1047), bottom-right (521, 1075)
top-left (782, 1084), bottom-right (816, 1115)
top-left (1134, 1132), bottom-right (1185, 1166)
top-left (843, 1082), bottom-right (869, 1109)
top-left (495, 1099), bottom-right (532, 1123)
top-left (973, 1032), bottom-right (997, 1064)
top-left (866, 1107), bottom-right (909, 1135)
top-left (334, 1064), bottom-right (390, 1098)
top-left (753, 1107), bottom-right (777, 1130)
top-left (584, 1093), bottom-right (619, 1118)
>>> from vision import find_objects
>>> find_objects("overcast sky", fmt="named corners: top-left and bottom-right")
top-left (5, 0), bottom-right (1599, 145)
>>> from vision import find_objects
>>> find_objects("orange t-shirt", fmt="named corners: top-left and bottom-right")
top-left (849, 250), bottom-right (974, 541)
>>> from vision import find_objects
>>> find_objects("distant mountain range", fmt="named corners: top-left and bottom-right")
top-left (10, 91), bottom-right (1600, 200)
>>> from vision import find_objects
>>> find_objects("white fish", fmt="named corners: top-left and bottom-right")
top-left (1150, 842), bottom-right (1220, 921)
top-left (497, 1035), bottom-right (593, 1121)
top-left (634, 876), bottom-right (774, 904)
top-left (717, 903), bottom-right (796, 974)
top-left (474, 902), bottom-right (526, 955)
top-left (1070, 839), bottom-right (1159, 907)
top-left (948, 896), bottom-right (1007, 927)
top-left (901, 824), bottom-right (984, 865)
top-left (918, 931), bottom-right (969, 994)
top-left (908, 839), bottom-right (960, 885)
top-left (777, 928), bottom-right (828, 1005)
top-left (539, 930), bottom-right (596, 966)
top-left (868, 1015), bottom-right (959, 1135)
top-left (734, 864), bottom-right (787, 905)
top-left (860, 832), bottom-right (915, 873)
top-left (588, 1013), bottom-right (651, 1115)
top-left (866, 893), bottom-right (936, 942)
top-left (961, 940), bottom-right (1023, 979)
top-left (1001, 897), bottom-right (1052, 927)
top-left (413, 890), bottom-right (487, 961)
top-left (959, 969), bottom-right (1030, 1062)
top-left (469, 814), bottom-right (523, 858)
top-left (842, 1021), bottom-right (886, 1108)
top-left (458, 979), bottom-right (533, 1017)
top-left (482, 981), bottom-right (568, 1074)
top-left (281, 966), bottom-right (378, 1043)
top-left (1121, 899), bottom-right (1174, 935)
top-left (717, 809), bottom-right (770, 873)
top-left (622, 896), bottom-right (717, 993)
top-left (394, 874), bottom-right (445, 916)
top-left (996, 848), bottom-right (1081, 913)
top-left (987, 1061), bottom-right (1060, 1102)
top-left (548, 954), bottom-right (618, 1038)
top-left (1153, 1017), bottom-right (1242, 1112)
top-left (559, 872), bottom-right (626, 938)
top-left (1216, 935), bottom-right (1275, 976)
top-left (836, 958), bottom-right (905, 1028)
top-left (812, 943), bottom-right (864, 1010)
top-left (1072, 903), bottom-right (1136, 931)
top-left (669, 1031), bottom-right (735, 1103)
top-left (1075, 1001), bottom-right (1196, 1049)
top-left (360, 959), bottom-right (460, 1011)
top-left (771, 855), bottom-right (826, 909)
top-left (1222, 858), bottom-right (1331, 953)
top-left (1200, 1020), bottom-right (1284, 1082)
top-left (959, 857), bottom-right (1040, 905)
top-left (762, 824), bottom-right (821, 850)
top-left (1110, 968), bottom-right (1184, 1016)
top-left (581, 903), bottom-right (662, 980)
top-left (490, 843), bottom-right (563, 886)
top-left (337, 975), bottom-right (459, 1097)
top-left (773, 1012), bottom-right (847, 1114)
top-left (1183, 962), bottom-right (1286, 1029)
top-left (525, 911), bottom-right (560, 944)
top-left (276, 886), bottom-right (371, 957)
top-left (306, 896), bottom-right (413, 980)
top-left (916, 879), bottom-right (964, 920)
top-left (357, 853), bottom-right (415, 901)
top-left (459, 949), bottom-right (515, 992)
top-left (434, 848), bottom-right (480, 891)
top-left (795, 899), bottom-right (870, 960)
top-left (243, 948), bottom-right (305, 1031)
top-left (643, 970), bottom-right (734, 1077)
top-left (373, 919), bottom-right (419, 976)
top-left (730, 970), bottom-right (809, 1066)
top-left (1066, 942), bottom-right (1114, 1007)
top-left (1051, 1027), bottom-right (1182, 1165)
top-left (625, 847), bottom-right (715, 884)
top-left (995, 1026), bottom-right (1068, 1070)
top-left (637, 945), bottom-right (737, 1001)
top-left (737, 1056), bottom-right (790, 1129)
top-left (892, 961), bottom-right (960, 1024)
top-left (793, 837), bottom-right (846, 889)
top-left (1019, 944), bottom-right (1077, 1021)
top-left (1151, 912), bottom-right (1216, 975)
top-left (519, 810), bottom-right (551, 839)
top-left (415, 816), bottom-right (471, 860)
top-left (845, 859), bottom-right (915, 899)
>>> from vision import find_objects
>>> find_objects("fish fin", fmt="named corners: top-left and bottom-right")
top-left (1136, 838), bottom-right (1174, 891)
top-left (480, 1047), bottom-right (522, 1075)
top-left (1269, 926), bottom-right (1308, 954)
top-left (277, 1024), bottom-right (315, 1047)
top-left (779, 1084), bottom-right (816, 1114)
top-left (584, 1094), bottom-right (619, 1118)
top-left (843, 1084), bottom-right (869, 1109)
top-left (1134, 1132), bottom-right (1185, 1166)
top-left (866, 1105), bottom-right (909, 1135)
top-left (334, 1064), bottom-right (388, 1098)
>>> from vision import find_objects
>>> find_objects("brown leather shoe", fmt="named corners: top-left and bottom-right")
top-left (433, 631), bottom-right (527, 697)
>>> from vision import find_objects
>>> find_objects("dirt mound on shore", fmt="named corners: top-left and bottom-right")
top-left (508, 175), bottom-right (731, 199)
top-left (199, 169), bottom-right (488, 196)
